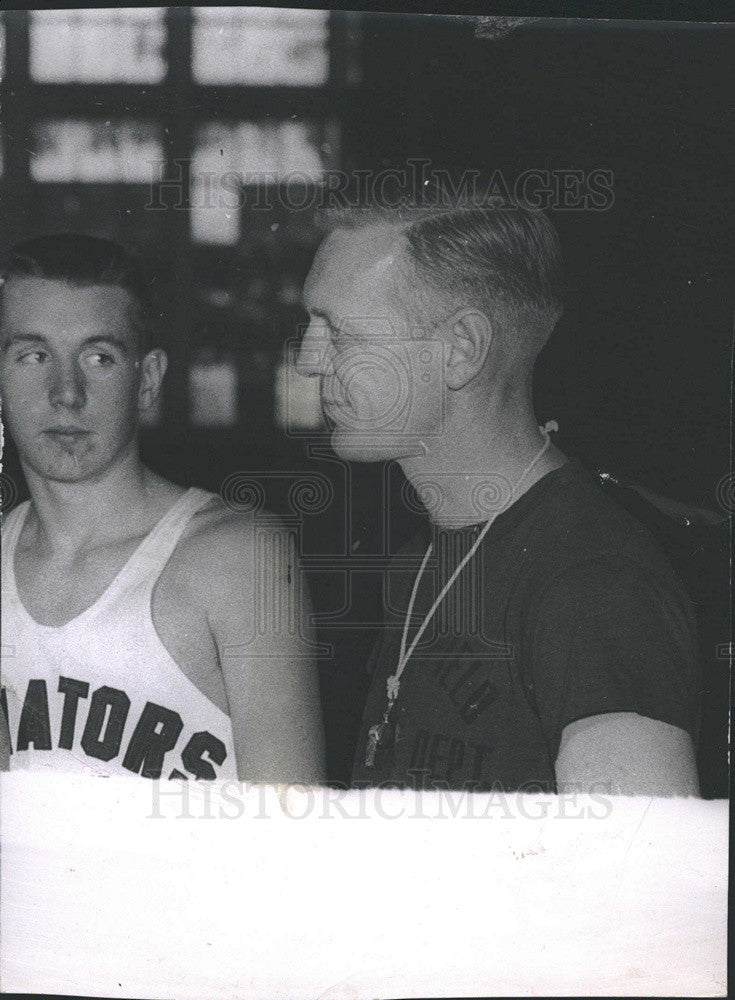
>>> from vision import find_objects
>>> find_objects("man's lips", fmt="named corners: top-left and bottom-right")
top-left (43, 427), bottom-right (92, 439)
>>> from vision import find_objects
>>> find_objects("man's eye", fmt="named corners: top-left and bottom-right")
top-left (16, 350), bottom-right (48, 365)
top-left (84, 351), bottom-right (116, 368)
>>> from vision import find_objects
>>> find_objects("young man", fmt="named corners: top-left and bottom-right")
top-left (297, 203), bottom-right (701, 796)
top-left (0, 233), bottom-right (325, 782)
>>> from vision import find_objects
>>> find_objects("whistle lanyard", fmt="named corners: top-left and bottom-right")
top-left (364, 421), bottom-right (558, 767)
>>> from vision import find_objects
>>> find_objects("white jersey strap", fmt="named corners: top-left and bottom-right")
top-left (110, 487), bottom-right (218, 604)
top-left (1, 500), bottom-right (32, 584)
top-left (2, 488), bottom-right (218, 616)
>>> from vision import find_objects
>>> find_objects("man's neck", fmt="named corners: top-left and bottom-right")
top-left (22, 446), bottom-right (183, 557)
top-left (400, 393), bottom-right (567, 529)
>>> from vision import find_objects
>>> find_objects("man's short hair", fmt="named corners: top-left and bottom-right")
top-left (0, 233), bottom-right (159, 353)
top-left (318, 202), bottom-right (564, 362)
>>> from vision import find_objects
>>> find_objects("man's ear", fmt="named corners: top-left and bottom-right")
top-left (444, 308), bottom-right (493, 390)
top-left (137, 348), bottom-right (168, 412)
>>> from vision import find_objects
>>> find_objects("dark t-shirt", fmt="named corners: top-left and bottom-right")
top-left (351, 458), bottom-right (701, 792)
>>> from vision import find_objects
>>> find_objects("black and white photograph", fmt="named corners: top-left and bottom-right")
top-left (0, 3), bottom-right (731, 997)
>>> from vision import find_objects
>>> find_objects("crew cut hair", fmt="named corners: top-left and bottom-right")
top-left (0, 232), bottom-right (159, 353)
top-left (318, 202), bottom-right (564, 359)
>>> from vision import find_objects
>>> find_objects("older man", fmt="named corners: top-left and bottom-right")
top-left (296, 203), bottom-right (700, 796)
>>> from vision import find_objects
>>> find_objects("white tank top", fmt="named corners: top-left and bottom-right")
top-left (1, 488), bottom-right (238, 780)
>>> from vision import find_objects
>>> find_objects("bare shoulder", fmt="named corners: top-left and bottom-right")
top-left (170, 495), bottom-right (294, 601)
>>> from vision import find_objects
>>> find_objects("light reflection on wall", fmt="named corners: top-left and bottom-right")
top-left (190, 120), bottom-right (329, 244)
top-left (192, 7), bottom-right (329, 86)
top-left (29, 9), bottom-right (167, 83)
top-left (188, 350), bottom-right (239, 427)
top-left (31, 120), bottom-right (163, 183)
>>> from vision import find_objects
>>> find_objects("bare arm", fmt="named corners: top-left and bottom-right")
top-left (555, 711), bottom-right (700, 796)
top-left (203, 515), bottom-right (325, 784)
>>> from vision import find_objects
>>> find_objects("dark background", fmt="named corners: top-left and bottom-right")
top-left (0, 9), bottom-right (731, 794)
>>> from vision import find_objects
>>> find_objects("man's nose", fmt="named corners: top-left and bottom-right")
top-left (48, 360), bottom-right (86, 410)
top-left (295, 321), bottom-right (333, 378)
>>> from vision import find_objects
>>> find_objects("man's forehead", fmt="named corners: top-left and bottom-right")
top-left (306, 223), bottom-right (408, 304)
top-left (0, 276), bottom-right (137, 333)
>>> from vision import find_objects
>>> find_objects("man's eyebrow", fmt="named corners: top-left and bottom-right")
top-left (0, 333), bottom-right (130, 352)
top-left (1, 332), bottom-right (47, 350)
top-left (81, 335), bottom-right (130, 353)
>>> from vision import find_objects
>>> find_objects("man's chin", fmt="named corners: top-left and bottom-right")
top-left (31, 465), bottom-right (96, 484)
top-left (330, 428), bottom-right (426, 463)
top-left (24, 450), bottom-right (102, 484)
